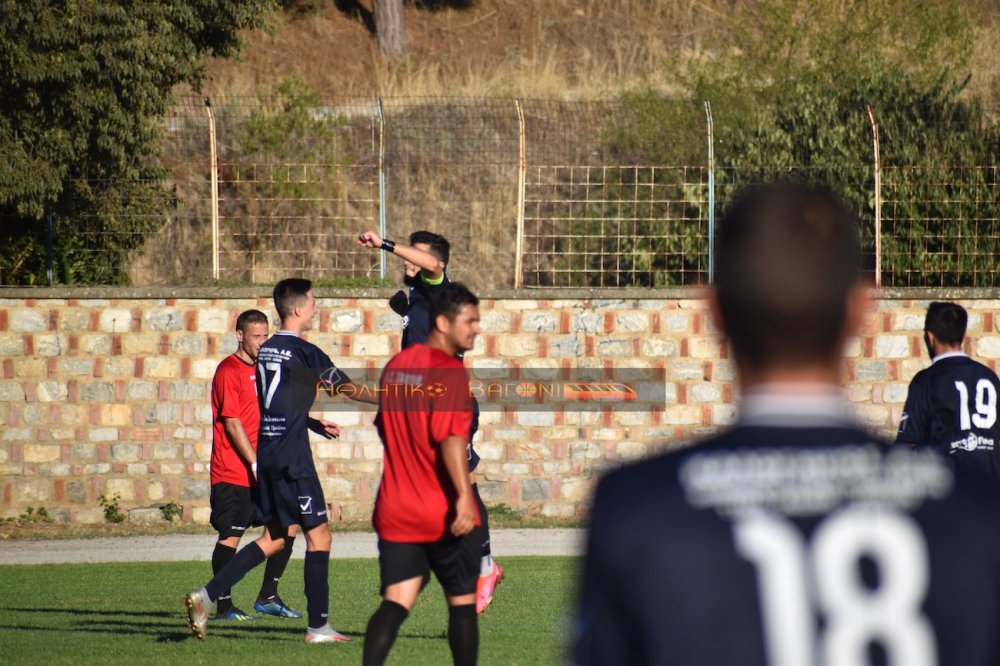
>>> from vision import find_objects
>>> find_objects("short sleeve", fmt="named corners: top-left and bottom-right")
top-left (313, 348), bottom-right (351, 391)
top-left (429, 362), bottom-right (473, 444)
top-left (214, 362), bottom-right (243, 420)
top-left (896, 375), bottom-right (929, 445)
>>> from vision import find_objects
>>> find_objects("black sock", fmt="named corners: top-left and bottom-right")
top-left (259, 536), bottom-right (295, 601)
top-left (205, 542), bottom-right (266, 603)
top-left (303, 550), bottom-right (330, 629)
top-left (448, 603), bottom-right (479, 666)
top-left (211, 543), bottom-right (237, 614)
top-left (472, 484), bottom-right (491, 558)
top-left (362, 600), bottom-right (409, 666)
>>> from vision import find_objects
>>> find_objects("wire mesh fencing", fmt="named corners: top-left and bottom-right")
top-left (18, 94), bottom-right (1000, 289)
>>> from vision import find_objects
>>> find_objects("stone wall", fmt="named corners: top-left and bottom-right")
top-left (2, 287), bottom-right (998, 524)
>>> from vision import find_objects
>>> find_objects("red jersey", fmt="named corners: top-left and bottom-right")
top-left (373, 344), bottom-right (479, 542)
top-left (210, 354), bottom-right (259, 487)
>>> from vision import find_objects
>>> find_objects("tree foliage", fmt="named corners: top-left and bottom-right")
top-left (0, 0), bottom-right (276, 284)
top-left (584, 0), bottom-right (1000, 287)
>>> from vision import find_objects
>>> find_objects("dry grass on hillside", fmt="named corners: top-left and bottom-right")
top-left (193, 0), bottom-right (999, 104)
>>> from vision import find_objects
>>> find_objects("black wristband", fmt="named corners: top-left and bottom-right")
top-left (380, 239), bottom-right (396, 253)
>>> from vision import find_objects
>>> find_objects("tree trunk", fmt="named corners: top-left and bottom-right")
top-left (373, 0), bottom-right (409, 60)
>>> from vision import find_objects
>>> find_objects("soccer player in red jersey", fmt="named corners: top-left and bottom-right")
top-left (358, 229), bottom-right (503, 614)
top-left (208, 309), bottom-right (300, 621)
top-left (362, 282), bottom-right (482, 666)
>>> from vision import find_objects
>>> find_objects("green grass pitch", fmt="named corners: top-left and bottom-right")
top-left (0, 556), bottom-right (577, 665)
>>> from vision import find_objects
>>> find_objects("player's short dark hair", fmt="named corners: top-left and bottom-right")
top-left (235, 309), bottom-right (268, 332)
top-left (714, 182), bottom-right (861, 369)
top-left (430, 282), bottom-right (479, 323)
top-left (409, 230), bottom-right (450, 266)
top-left (273, 278), bottom-right (312, 321)
top-left (925, 301), bottom-right (967, 345)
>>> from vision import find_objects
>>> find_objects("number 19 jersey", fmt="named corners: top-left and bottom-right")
top-left (897, 352), bottom-right (1000, 480)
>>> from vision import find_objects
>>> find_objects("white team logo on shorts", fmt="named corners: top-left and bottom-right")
top-left (299, 496), bottom-right (313, 514)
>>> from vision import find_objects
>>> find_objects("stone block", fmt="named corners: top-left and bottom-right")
top-left (664, 405), bottom-right (702, 425)
top-left (0, 336), bottom-right (25, 356)
top-left (522, 478), bottom-right (550, 501)
top-left (568, 442), bottom-right (603, 460)
top-left (689, 338), bottom-right (722, 359)
top-left (23, 445), bottom-right (60, 463)
top-left (153, 443), bottom-right (180, 460)
top-left (2, 427), bottom-right (30, 441)
top-left (883, 383), bottom-right (910, 403)
top-left (60, 309), bottom-right (93, 331)
top-left (145, 309), bottom-right (184, 331)
top-left (192, 359), bottom-right (218, 379)
top-left (128, 507), bottom-right (164, 524)
top-left (127, 381), bottom-right (156, 401)
top-left (99, 309), bottom-right (133, 333)
top-left (11, 310), bottom-right (47, 332)
top-left (197, 309), bottom-right (230, 334)
top-left (89, 428), bottom-right (119, 442)
top-left (14, 358), bottom-right (47, 378)
top-left (663, 312), bottom-right (691, 332)
top-left (691, 384), bottom-right (722, 403)
top-left (514, 442), bottom-right (553, 460)
top-left (323, 477), bottom-right (354, 499)
top-left (642, 338), bottom-right (677, 358)
top-left (66, 480), bottom-right (87, 503)
top-left (36, 382), bottom-right (68, 402)
top-left (101, 404), bottom-right (133, 426)
top-left (521, 312), bottom-right (556, 333)
top-left (855, 361), bottom-right (889, 382)
top-left (169, 382), bottom-right (205, 402)
top-left (571, 312), bottom-right (603, 333)
top-left (541, 503), bottom-right (576, 518)
top-left (667, 360), bottom-right (705, 381)
top-left (147, 481), bottom-right (165, 502)
top-left (104, 478), bottom-right (135, 501)
top-left (13, 479), bottom-right (52, 503)
top-left (171, 334), bottom-right (203, 355)
top-left (548, 336), bottom-right (582, 358)
top-left (122, 333), bottom-right (160, 356)
top-left (615, 313), bottom-right (649, 331)
top-left (561, 477), bottom-right (593, 503)
top-left (352, 334), bottom-right (391, 356)
top-left (0, 384), bottom-right (26, 401)
top-left (145, 358), bottom-right (180, 379)
top-left (332, 310), bottom-right (363, 332)
top-left (103, 358), bottom-right (133, 377)
top-left (58, 358), bottom-right (94, 376)
top-left (875, 335), bottom-right (910, 358)
top-left (497, 335), bottom-right (538, 357)
top-left (596, 339), bottom-right (630, 358)
top-left (35, 334), bottom-right (68, 356)
top-left (617, 442), bottom-right (649, 460)
top-left (180, 477), bottom-right (210, 501)
top-left (976, 337), bottom-right (1000, 359)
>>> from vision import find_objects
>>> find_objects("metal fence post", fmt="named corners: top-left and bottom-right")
top-left (514, 99), bottom-right (526, 289)
top-left (46, 213), bottom-right (53, 286)
top-left (377, 98), bottom-right (387, 281)
top-left (704, 100), bottom-right (715, 283)
top-left (866, 104), bottom-right (882, 287)
top-left (205, 98), bottom-right (220, 282)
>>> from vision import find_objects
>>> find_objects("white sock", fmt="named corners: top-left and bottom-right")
top-left (480, 554), bottom-right (493, 576)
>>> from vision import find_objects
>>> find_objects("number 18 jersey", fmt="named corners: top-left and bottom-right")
top-left (897, 352), bottom-right (1000, 480)
top-left (574, 399), bottom-right (1000, 666)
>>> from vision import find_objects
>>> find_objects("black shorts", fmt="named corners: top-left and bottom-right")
top-left (210, 482), bottom-right (261, 539)
top-left (378, 528), bottom-right (482, 597)
top-left (256, 470), bottom-right (328, 530)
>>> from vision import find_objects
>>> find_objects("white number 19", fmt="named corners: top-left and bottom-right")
top-left (954, 379), bottom-right (997, 431)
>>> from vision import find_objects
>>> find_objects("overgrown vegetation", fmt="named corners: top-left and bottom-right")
top-left (564, 0), bottom-right (1000, 287)
top-left (98, 493), bottom-right (126, 524)
top-left (0, 0), bottom-right (276, 285)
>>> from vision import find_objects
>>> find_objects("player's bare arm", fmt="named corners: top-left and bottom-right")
top-left (441, 434), bottom-right (476, 536)
top-left (221, 416), bottom-right (257, 477)
top-left (356, 230), bottom-right (443, 275)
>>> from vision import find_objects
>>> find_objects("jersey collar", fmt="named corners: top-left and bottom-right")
top-left (932, 350), bottom-right (967, 364)
top-left (738, 383), bottom-right (858, 427)
top-left (275, 330), bottom-right (300, 338)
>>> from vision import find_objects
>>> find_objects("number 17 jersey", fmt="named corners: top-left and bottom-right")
top-left (897, 352), bottom-right (1000, 480)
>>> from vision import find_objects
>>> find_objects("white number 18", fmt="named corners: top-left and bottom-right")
top-left (734, 505), bottom-right (936, 666)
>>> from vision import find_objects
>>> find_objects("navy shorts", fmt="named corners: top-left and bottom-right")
top-left (256, 470), bottom-right (328, 530)
top-left (378, 527), bottom-right (482, 597)
top-left (210, 482), bottom-right (262, 539)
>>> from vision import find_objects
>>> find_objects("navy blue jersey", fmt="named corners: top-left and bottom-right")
top-left (401, 273), bottom-right (449, 350)
top-left (897, 353), bottom-right (1000, 480)
top-left (255, 331), bottom-right (350, 480)
top-left (575, 405), bottom-right (1000, 665)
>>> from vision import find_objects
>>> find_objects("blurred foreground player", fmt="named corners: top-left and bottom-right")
top-left (362, 282), bottom-right (482, 666)
top-left (573, 183), bottom-right (1000, 665)
top-left (358, 229), bottom-right (502, 613)
top-left (896, 301), bottom-right (1000, 480)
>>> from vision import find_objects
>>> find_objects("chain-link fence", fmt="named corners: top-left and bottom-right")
top-left (22, 94), bottom-right (1000, 289)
